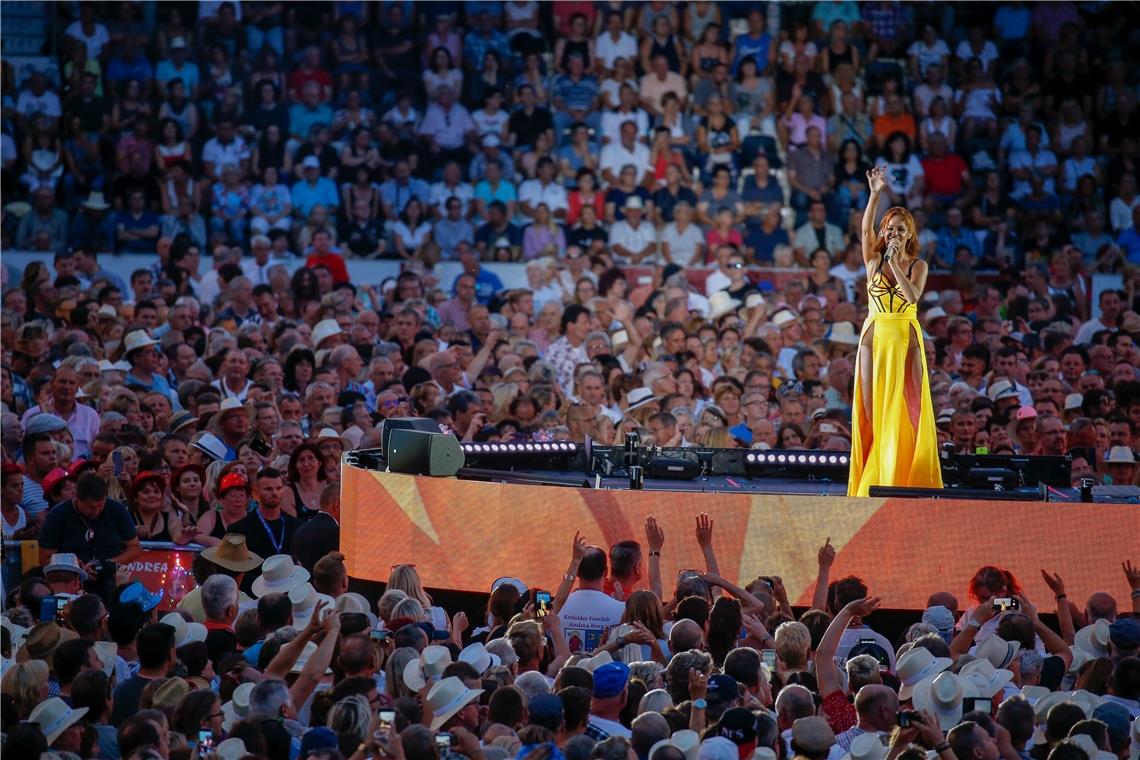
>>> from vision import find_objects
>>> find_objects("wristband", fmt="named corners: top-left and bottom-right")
top-left (564, 573), bottom-right (576, 581)
top-left (649, 551), bottom-right (661, 557)
top-left (692, 698), bottom-right (707, 710)
top-left (1055, 594), bottom-right (1067, 601)
top-left (1131, 589), bottom-right (1140, 598)
top-left (935, 743), bottom-right (951, 754)
top-left (966, 618), bottom-right (981, 629)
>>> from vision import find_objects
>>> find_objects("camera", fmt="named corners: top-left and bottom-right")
top-left (897, 710), bottom-right (920, 727)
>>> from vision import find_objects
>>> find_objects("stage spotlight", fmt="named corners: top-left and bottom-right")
top-left (743, 449), bottom-right (850, 481)
top-left (459, 439), bottom-right (581, 471)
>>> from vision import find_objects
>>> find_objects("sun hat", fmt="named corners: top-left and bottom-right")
top-left (895, 647), bottom-right (952, 700)
top-left (1064, 393), bottom-right (1084, 411)
top-left (593, 661), bottom-right (631, 699)
top-left (913, 671), bottom-right (980, 730)
top-left (624, 195), bottom-right (645, 210)
top-left (289, 583), bottom-right (334, 630)
top-left (490, 577), bottom-right (528, 595)
top-left (577, 650), bottom-right (614, 673)
top-left (1, 618), bottom-right (29, 653)
top-left (987, 380), bottom-right (1020, 403)
top-left (129, 470), bottom-right (166, 502)
top-left (459, 642), bottom-right (501, 674)
top-left (922, 606), bottom-right (955, 643)
top-left (190, 432), bottom-right (228, 462)
top-left (1105, 446), bottom-right (1138, 466)
top-left (221, 682), bottom-right (255, 731)
top-left (825, 321), bottom-right (860, 345)
top-left (335, 592), bottom-right (378, 627)
top-left (301, 155), bottom-right (321, 170)
top-left (975, 634), bottom-right (1022, 670)
top-left (92, 641), bottom-right (116, 677)
top-left (404, 645), bottom-right (454, 692)
top-left (1019, 685), bottom-right (1050, 705)
top-left (16, 622), bottom-right (75, 664)
top-left (626, 387), bottom-right (658, 412)
top-left (697, 737), bottom-right (739, 760)
top-left (216, 738), bottom-right (251, 760)
top-left (291, 640), bottom-right (333, 674)
top-left (152, 677), bottom-right (191, 710)
top-left (1070, 733), bottom-right (1116, 760)
top-left (119, 581), bottom-right (164, 612)
top-left (426, 676), bottom-right (483, 730)
top-left (210, 397), bottom-right (247, 428)
top-left (311, 319), bottom-right (344, 348)
top-left (167, 410), bottom-right (199, 434)
top-left (28, 697), bottom-right (88, 746)
top-left (708, 291), bottom-right (742, 321)
top-left (485, 638), bottom-right (519, 667)
top-left (791, 716), bottom-right (836, 755)
top-left (1068, 689), bottom-right (1103, 717)
top-left (81, 191), bottom-right (111, 210)
top-left (44, 553), bottom-right (88, 582)
top-left (671, 730), bottom-right (701, 760)
top-left (251, 555), bottom-right (310, 597)
top-left (201, 533), bottom-right (263, 573)
top-left (923, 306), bottom-right (949, 321)
top-left (960, 659), bottom-right (1014, 699)
top-left (771, 309), bottom-right (798, 328)
top-left (24, 413), bottom-right (67, 435)
top-left (846, 732), bottom-right (889, 760)
top-left (1075, 619), bottom-right (1111, 656)
top-left (122, 330), bottom-right (159, 357)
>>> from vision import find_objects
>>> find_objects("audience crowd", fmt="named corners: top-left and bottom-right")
top-left (2, 1), bottom-right (1140, 756)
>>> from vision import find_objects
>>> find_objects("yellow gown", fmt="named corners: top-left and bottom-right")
top-left (847, 260), bottom-right (943, 496)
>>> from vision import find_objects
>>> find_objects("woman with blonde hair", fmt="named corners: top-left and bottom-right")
top-left (1, 659), bottom-right (49, 718)
top-left (409, 382), bottom-right (441, 416)
top-left (385, 646), bottom-right (419, 700)
top-left (327, 695), bottom-right (371, 747)
top-left (100, 445), bottom-right (140, 502)
top-left (774, 621), bottom-right (812, 676)
top-left (848, 166), bottom-right (941, 496)
top-left (388, 596), bottom-right (427, 623)
top-left (602, 590), bottom-right (669, 664)
top-left (490, 382), bottom-right (521, 422)
top-left (387, 564), bottom-right (447, 631)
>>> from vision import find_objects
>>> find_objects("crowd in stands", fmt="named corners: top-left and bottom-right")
top-left (1, 0), bottom-right (1140, 755)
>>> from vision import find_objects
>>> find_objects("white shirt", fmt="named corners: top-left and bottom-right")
top-left (1008, 148), bottom-right (1057, 198)
top-left (589, 715), bottom-right (632, 739)
top-left (595, 31), bottom-right (638, 70)
top-left (955, 39), bottom-right (999, 73)
top-left (241, 257), bottom-right (272, 286)
top-left (608, 219), bottom-right (658, 265)
top-left (598, 141), bottom-right (652, 182)
top-left (1110, 195), bottom-right (1140, 232)
top-left (600, 109), bottom-right (650, 145)
top-left (661, 222), bottom-right (705, 265)
top-left (2, 506), bottom-right (27, 538)
top-left (16, 90), bottom-right (61, 119)
top-left (429, 181), bottom-right (475, 216)
top-left (202, 137), bottom-right (250, 178)
top-left (518, 179), bottom-right (568, 214)
top-left (472, 109), bottom-right (510, 138)
top-left (65, 21), bottom-right (111, 58)
top-left (908, 39), bottom-right (951, 77)
top-left (559, 589), bottom-right (625, 653)
top-left (1073, 316), bottom-right (1116, 345)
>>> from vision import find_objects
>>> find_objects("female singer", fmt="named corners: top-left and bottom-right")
top-left (847, 166), bottom-right (943, 496)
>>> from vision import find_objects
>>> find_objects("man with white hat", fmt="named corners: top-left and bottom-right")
top-left (44, 553), bottom-right (88, 596)
top-left (29, 696), bottom-right (88, 754)
top-left (425, 675), bottom-right (484, 753)
top-left (122, 330), bottom-right (174, 401)
top-left (609, 194), bottom-right (659, 265)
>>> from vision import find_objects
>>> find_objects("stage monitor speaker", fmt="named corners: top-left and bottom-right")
top-left (381, 417), bottom-right (441, 457)
top-left (388, 429), bottom-right (465, 477)
top-left (644, 456), bottom-right (701, 480)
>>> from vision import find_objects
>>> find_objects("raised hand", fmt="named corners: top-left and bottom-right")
top-left (645, 515), bottom-right (665, 553)
top-left (571, 530), bottom-right (587, 562)
top-left (844, 596), bottom-right (882, 618)
top-left (1040, 569), bottom-right (1067, 598)
top-left (688, 668), bottom-right (709, 701)
top-left (867, 165), bottom-right (888, 193)
top-left (818, 537), bottom-right (835, 569)
top-left (1124, 560), bottom-right (1140, 591)
top-left (695, 513), bottom-right (714, 548)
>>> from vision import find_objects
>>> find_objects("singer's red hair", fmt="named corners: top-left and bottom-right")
top-left (874, 207), bottom-right (920, 259)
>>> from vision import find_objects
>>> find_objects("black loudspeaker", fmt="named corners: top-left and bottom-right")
top-left (387, 429), bottom-right (465, 477)
top-left (381, 417), bottom-right (442, 457)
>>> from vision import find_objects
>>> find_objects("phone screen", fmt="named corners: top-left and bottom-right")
top-left (55, 596), bottom-right (68, 625)
top-left (40, 596), bottom-right (57, 623)
top-left (198, 729), bottom-right (215, 753)
top-left (378, 709), bottom-right (396, 729)
top-left (761, 649), bottom-right (777, 669)
top-left (370, 629), bottom-right (388, 643)
top-left (435, 733), bottom-right (452, 749)
top-left (535, 591), bottom-right (553, 618)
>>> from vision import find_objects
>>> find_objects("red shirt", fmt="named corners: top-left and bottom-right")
top-left (306, 252), bottom-right (350, 283)
top-left (287, 67), bottom-right (332, 100)
top-left (922, 153), bottom-right (968, 196)
top-left (821, 690), bottom-right (857, 733)
top-left (567, 191), bottom-right (605, 227)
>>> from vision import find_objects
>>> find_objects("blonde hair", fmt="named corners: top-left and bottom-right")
top-left (327, 695), bottom-right (371, 744)
top-left (387, 564), bottom-right (433, 608)
top-left (389, 597), bottom-right (427, 622)
top-left (491, 382), bottom-right (521, 421)
top-left (1, 659), bottom-right (49, 718)
top-left (507, 620), bottom-right (544, 665)
top-left (774, 621), bottom-right (812, 669)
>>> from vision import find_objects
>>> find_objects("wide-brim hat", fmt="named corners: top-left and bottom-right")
top-left (825, 321), bottom-right (860, 346)
top-left (426, 676), bottom-right (483, 730)
top-left (119, 581), bottom-right (164, 612)
top-left (626, 387), bottom-right (658, 412)
top-left (975, 634), bottom-right (1021, 669)
top-left (93, 640), bottom-right (117, 677)
top-left (221, 682), bottom-right (255, 731)
top-left (896, 647), bottom-right (952, 700)
top-left (17, 622), bottom-right (71, 663)
top-left (211, 397), bottom-right (247, 429)
top-left (577, 650), bottom-right (613, 673)
top-left (1105, 446), bottom-right (1138, 466)
top-left (289, 583), bottom-right (335, 630)
top-left (191, 432), bottom-right (228, 462)
top-left (44, 552), bottom-right (89, 582)
top-left (771, 309), bottom-right (798, 328)
top-left (923, 306), bottom-right (949, 322)
top-left (912, 671), bottom-right (980, 731)
top-left (1075, 619), bottom-right (1111, 656)
top-left (485, 638), bottom-right (519, 667)
top-left (216, 738), bottom-right (250, 760)
top-left (404, 645), bottom-right (453, 692)
top-left (81, 192), bottom-right (111, 210)
top-left (1, 618), bottom-right (29, 652)
top-left (251, 555), bottom-right (310, 597)
top-left (960, 658), bottom-right (1014, 699)
top-left (335, 592), bottom-right (377, 627)
top-left (28, 697), bottom-right (88, 746)
top-left (312, 319), bottom-right (344, 348)
top-left (846, 731), bottom-right (889, 760)
top-left (160, 612), bottom-right (207, 648)
top-left (122, 329), bottom-right (159, 357)
top-left (201, 533), bottom-right (263, 573)
top-left (459, 642), bottom-right (501, 674)
top-left (167, 410), bottom-right (199, 435)
top-left (708, 290), bottom-right (742, 321)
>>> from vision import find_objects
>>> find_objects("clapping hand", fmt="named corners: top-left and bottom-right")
top-left (1040, 570), bottom-right (1066, 599)
top-left (867, 165), bottom-right (888, 193)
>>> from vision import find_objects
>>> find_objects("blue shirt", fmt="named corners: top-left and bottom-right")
top-left (1118, 228), bottom-right (1140, 264)
top-left (107, 54), bottom-right (153, 84)
top-left (732, 32), bottom-right (772, 74)
top-left (114, 210), bottom-right (161, 253)
top-left (455, 268), bottom-right (504, 305)
top-left (380, 178), bottom-right (431, 215)
top-left (936, 227), bottom-right (982, 267)
top-left (463, 28), bottom-right (510, 67)
top-left (288, 102), bottom-right (334, 138)
top-left (291, 178), bottom-right (339, 216)
top-left (125, 371), bottom-right (174, 401)
top-left (155, 60), bottom-right (200, 92)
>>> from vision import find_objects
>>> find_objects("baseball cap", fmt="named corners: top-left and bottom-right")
top-left (218, 473), bottom-right (249, 496)
top-left (707, 674), bottom-right (739, 704)
top-left (300, 727), bottom-right (338, 757)
top-left (592, 662), bottom-right (630, 699)
top-left (717, 706), bottom-right (759, 749)
top-left (1109, 618), bottom-right (1140, 650)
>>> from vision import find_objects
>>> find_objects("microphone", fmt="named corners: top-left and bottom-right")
top-left (884, 240), bottom-right (899, 263)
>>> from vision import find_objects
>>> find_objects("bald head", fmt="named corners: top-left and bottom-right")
top-left (854, 685), bottom-right (898, 731)
top-left (927, 592), bottom-right (959, 616)
top-left (1085, 592), bottom-right (1117, 622)
top-left (668, 619), bottom-right (704, 653)
top-left (775, 684), bottom-right (815, 730)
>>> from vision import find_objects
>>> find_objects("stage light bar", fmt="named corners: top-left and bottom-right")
top-left (461, 441), bottom-right (578, 455)
top-left (745, 451), bottom-right (849, 466)
top-left (458, 440), bottom-right (582, 471)
top-left (743, 449), bottom-right (850, 481)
